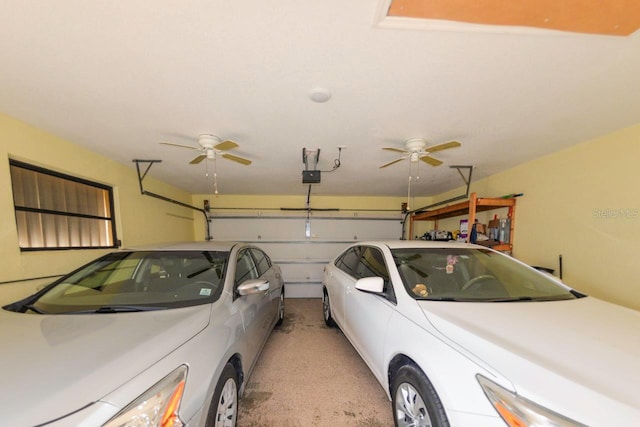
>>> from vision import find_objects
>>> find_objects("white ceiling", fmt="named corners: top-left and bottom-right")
top-left (1, 1), bottom-right (639, 197)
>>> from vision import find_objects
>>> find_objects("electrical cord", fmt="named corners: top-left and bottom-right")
top-left (321, 147), bottom-right (343, 173)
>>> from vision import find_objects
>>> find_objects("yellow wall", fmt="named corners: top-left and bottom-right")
top-left (418, 124), bottom-right (640, 311)
top-left (0, 114), bottom-right (195, 302)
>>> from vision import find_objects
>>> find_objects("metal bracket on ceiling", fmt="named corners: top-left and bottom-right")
top-left (302, 147), bottom-right (320, 170)
top-left (449, 165), bottom-right (474, 193)
top-left (132, 159), bottom-right (212, 240)
top-left (409, 165), bottom-right (474, 216)
top-left (132, 159), bottom-right (162, 193)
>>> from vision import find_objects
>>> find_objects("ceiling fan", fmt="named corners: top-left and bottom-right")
top-left (380, 138), bottom-right (461, 169)
top-left (380, 138), bottom-right (461, 210)
top-left (160, 134), bottom-right (252, 166)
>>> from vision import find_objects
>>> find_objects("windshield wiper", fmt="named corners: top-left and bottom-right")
top-left (420, 296), bottom-right (547, 302)
top-left (65, 305), bottom-right (168, 314)
top-left (24, 304), bottom-right (48, 314)
top-left (484, 296), bottom-right (535, 302)
top-left (488, 296), bottom-right (575, 302)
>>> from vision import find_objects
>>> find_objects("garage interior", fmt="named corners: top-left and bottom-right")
top-left (1, 0), bottom-right (640, 425)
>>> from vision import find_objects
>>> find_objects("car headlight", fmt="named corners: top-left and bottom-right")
top-left (477, 375), bottom-right (587, 427)
top-left (104, 365), bottom-right (188, 427)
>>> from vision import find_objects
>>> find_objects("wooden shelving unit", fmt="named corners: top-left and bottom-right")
top-left (409, 192), bottom-right (516, 251)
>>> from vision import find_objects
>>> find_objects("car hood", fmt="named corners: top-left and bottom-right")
top-left (0, 305), bottom-right (211, 426)
top-left (418, 297), bottom-right (640, 425)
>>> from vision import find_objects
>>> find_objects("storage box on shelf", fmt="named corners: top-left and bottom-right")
top-left (409, 192), bottom-right (516, 252)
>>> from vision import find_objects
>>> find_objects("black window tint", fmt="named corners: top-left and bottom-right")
top-left (250, 248), bottom-right (271, 276)
top-left (335, 247), bottom-right (362, 276)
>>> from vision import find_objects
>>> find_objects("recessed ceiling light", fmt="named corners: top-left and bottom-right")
top-left (309, 88), bottom-right (332, 103)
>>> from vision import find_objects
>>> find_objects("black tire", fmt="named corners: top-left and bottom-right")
top-left (322, 288), bottom-right (336, 327)
top-left (206, 363), bottom-right (239, 427)
top-left (391, 364), bottom-right (449, 427)
top-left (275, 286), bottom-right (285, 327)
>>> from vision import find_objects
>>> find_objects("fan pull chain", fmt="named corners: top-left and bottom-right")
top-left (407, 175), bottom-right (412, 210)
top-left (407, 160), bottom-right (413, 210)
top-left (213, 157), bottom-right (219, 195)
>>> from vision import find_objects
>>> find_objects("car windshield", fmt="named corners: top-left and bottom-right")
top-left (24, 250), bottom-right (229, 314)
top-left (392, 247), bottom-right (577, 302)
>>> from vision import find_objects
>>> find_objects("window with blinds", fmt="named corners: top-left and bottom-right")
top-left (9, 160), bottom-right (117, 250)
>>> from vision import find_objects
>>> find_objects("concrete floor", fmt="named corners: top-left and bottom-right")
top-left (237, 298), bottom-right (393, 426)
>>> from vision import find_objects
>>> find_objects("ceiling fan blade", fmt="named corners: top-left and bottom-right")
top-left (382, 147), bottom-right (408, 154)
top-left (222, 153), bottom-right (252, 165)
top-left (215, 140), bottom-right (239, 151)
top-left (421, 155), bottom-right (443, 166)
top-left (424, 141), bottom-right (461, 153)
top-left (160, 141), bottom-right (200, 150)
top-left (379, 158), bottom-right (406, 168)
top-left (190, 154), bottom-right (207, 164)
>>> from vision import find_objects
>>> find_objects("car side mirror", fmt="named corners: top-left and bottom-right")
top-left (355, 276), bottom-right (384, 294)
top-left (237, 279), bottom-right (270, 296)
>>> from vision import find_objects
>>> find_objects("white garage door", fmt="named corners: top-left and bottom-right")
top-left (208, 211), bottom-right (402, 297)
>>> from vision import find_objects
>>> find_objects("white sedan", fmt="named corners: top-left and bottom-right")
top-left (0, 241), bottom-right (285, 427)
top-left (322, 240), bottom-right (640, 427)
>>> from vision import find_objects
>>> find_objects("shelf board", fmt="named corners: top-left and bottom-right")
top-left (412, 197), bottom-right (515, 221)
top-left (490, 244), bottom-right (512, 252)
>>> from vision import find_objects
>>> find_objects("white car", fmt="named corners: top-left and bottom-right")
top-left (322, 240), bottom-right (640, 427)
top-left (1, 241), bottom-right (285, 427)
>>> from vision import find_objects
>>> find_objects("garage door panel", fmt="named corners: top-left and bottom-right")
top-left (249, 242), bottom-right (351, 261)
top-left (278, 262), bottom-right (325, 282)
top-left (209, 214), bottom-right (401, 297)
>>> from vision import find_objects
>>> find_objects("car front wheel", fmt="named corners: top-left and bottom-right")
top-left (322, 288), bottom-right (335, 327)
top-left (391, 364), bottom-right (449, 427)
top-left (206, 363), bottom-right (238, 427)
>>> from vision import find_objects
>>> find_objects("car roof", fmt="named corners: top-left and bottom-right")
top-left (123, 240), bottom-right (245, 252)
top-left (355, 240), bottom-right (482, 250)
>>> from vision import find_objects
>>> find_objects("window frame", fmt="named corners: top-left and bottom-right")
top-left (9, 159), bottom-right (118, 251)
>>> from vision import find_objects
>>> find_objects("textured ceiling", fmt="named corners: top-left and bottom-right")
top-left (1, 1), bottom-right (639, 198)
